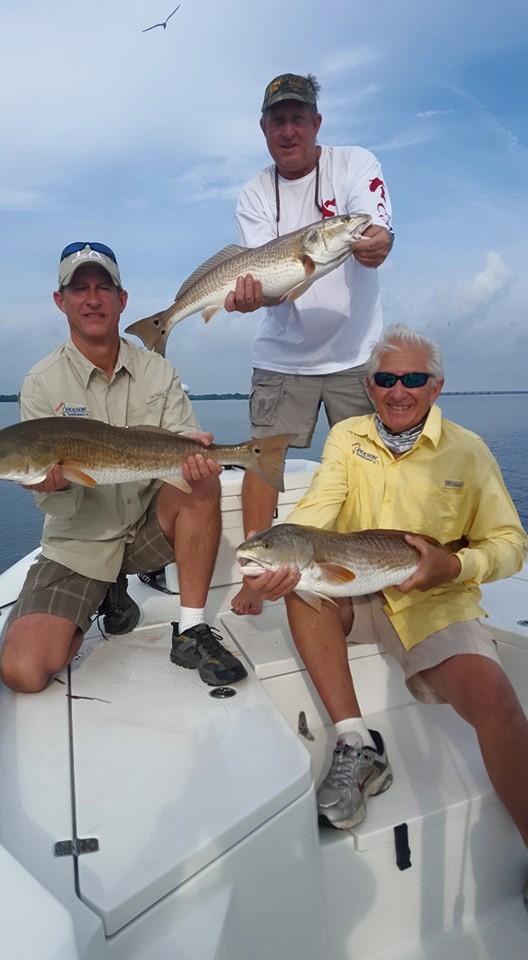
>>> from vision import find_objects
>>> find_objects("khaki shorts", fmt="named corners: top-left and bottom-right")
top-left (348, 593), bottom-right (501, 705)
top-left (6, 495), bottom-right (174, 634)
top-left (249, 365), bottom-right (373, 447)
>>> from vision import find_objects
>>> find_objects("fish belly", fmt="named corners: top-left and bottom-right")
top-left (299, 560), bottom-right (419, 598)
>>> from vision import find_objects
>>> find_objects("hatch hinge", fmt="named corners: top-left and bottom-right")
top-left (298, 710), bottom-right (315, 741)
top-left (54, 837), bottom-right (99, 858)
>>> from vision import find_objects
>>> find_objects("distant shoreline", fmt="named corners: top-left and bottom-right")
top-left (2, 391), bottom-right (528, 403)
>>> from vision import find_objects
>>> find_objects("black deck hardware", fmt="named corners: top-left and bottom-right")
top-left (394, 822), bottom-right (412, 871)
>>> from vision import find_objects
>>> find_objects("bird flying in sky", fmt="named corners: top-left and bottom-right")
top-left (142, 5), bottom-right (180, 32)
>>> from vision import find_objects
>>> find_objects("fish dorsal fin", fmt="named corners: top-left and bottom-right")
top-left (175, 245), bottom-right (246, 301)
top-left (132, 424), bottom-right (180, 437)
top-left (319, 563), bottom-right (356, 584)
top-left (61, 464), bottom-right (97, 488)
top-left (360, 528), bottom-right (439, 547)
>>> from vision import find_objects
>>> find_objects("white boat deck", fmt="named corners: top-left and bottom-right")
top-left (221, 591), bottom-right (528, 960)
top-left (0, 460), bottom-right (527, 959)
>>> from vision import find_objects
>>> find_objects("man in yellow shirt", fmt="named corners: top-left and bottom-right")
top-left (247, 324), bottom-right (528, 851)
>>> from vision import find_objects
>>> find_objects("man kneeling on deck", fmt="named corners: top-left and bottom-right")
top-left (244, 324), bottom-right (528, 853)
top-left (0, 242), bottom-right (247, 692)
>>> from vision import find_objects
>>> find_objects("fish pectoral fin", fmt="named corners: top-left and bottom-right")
top-left (319, 563), bottom-right (356, 584)
top-left (201, 305), bottom-right (223, 323)
top-left (282, 256), bottom-right (318, 303)
top-left (301, 254), bottom-right (316, 277)
top-left (163, 476), bottom-right (192, 494)
top-left (61, 465), bottom-right (97, 488)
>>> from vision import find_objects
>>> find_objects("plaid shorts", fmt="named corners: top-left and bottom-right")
top-left (348, 593), bottom-right (501, 705)
top-left (6, 495), bottom-right (175, 634)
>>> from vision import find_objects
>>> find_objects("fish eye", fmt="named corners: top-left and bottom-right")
top-left (254, 445), bottom-right (261, 454)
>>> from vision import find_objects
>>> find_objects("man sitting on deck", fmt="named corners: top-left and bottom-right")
top-left (0, 242), bottom-right (247, 692)
top-left (243, 324), bottom-right (528, 858)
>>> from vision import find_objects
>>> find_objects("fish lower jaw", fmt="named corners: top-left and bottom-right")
top-left (236, 560), bottom-right (270, 577)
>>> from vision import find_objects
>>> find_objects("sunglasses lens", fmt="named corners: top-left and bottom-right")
top-left (374, 373), bottom-right (397, 387)
top-left (60, 242), bottom-right (117, 263)
top-left (402, 373), bottom-right (429, 387)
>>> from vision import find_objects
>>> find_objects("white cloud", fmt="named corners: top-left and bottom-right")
top-left (457, 252), bottom-right (515, 316)
top-left (414, 110), bottom-right (452, 120)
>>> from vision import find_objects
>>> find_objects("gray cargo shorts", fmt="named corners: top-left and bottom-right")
top-left (249, 365), bottom-right (373, 447)
top-left (6, 495), bottom-right (175, 634)
top-left (348, 593), bottom-right (501, 704)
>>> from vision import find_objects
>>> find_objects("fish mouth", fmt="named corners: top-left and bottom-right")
top-left (236, 556), bottom-right (271, 574)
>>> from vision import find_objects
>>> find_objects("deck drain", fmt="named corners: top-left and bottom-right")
top-left (209, 687), bottom-right (237, 698)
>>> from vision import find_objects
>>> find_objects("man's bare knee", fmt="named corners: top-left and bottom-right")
top-left (0, 658), bottom-right (50, 694)
top-left (0, 615), bottom-right (81, 694)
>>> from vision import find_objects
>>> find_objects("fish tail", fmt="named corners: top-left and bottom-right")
top-left (246, 434), bottom-right (293, 492)
top-left (125, 308), bottom-right (173, 356)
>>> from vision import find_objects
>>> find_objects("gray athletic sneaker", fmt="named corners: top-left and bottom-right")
top-left (317, 729), bottom-right (393, 829)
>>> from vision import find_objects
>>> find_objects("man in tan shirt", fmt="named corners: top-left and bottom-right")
top-left (0, 242), bottom-right (247, 692)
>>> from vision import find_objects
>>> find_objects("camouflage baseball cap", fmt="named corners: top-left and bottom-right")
top-left (261, 73), bottom-right (318, 112)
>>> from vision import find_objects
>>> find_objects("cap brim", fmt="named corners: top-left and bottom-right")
top-left (58, 251), bottom-right (121, 288)
top-left (262, 92), bottom-right (314, 111)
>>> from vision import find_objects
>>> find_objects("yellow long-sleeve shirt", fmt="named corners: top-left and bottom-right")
top-left (287, 406), bottom-right (527, 650)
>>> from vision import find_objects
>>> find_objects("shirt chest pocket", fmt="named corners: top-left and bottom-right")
top-left (396, 481), bottom-right (471, 538)
top-left (127, 391), bottom-right (168, 427)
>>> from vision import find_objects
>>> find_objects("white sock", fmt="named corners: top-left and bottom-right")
top-left (334, 718), bottom-right (376, 750)
top-left (179, 607), bottom-right (206, 633)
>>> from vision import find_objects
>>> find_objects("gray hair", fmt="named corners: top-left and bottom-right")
top-left (367, 324), bottom-right (444, 380)
top-left (305, 74), bottom-right (321, 117)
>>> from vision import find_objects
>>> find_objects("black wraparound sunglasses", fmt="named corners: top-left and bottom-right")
top-left (373, 372), bottom-right (433, 389)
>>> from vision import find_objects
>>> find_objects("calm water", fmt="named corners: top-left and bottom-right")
top-left (1, 395), bottom-right (527, 574)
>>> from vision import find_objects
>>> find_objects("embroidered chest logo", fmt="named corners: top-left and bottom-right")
top-left (54, 402), bottom-right (90, 417)
top-left (352, 443), bottom-right (379, 464)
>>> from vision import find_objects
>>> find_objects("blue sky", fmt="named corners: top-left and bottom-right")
top-left (1, 0), bottom-right (527, 395)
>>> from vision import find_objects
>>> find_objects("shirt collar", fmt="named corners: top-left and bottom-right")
top-left (352, 405), bottom-right (443, 450)
top-left (65, 337), bottom-right (136, 386)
